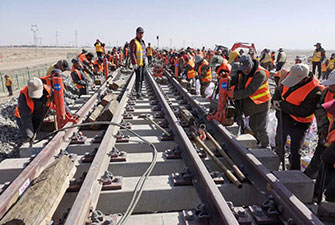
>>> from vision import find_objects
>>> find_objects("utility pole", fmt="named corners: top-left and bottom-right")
top-left (30, 24), bottom-right (39, 48)
top-left (75, 30), bottom-right (78, 48)
top-left (156, 36), bottom-right (159, 49)
top-left (56, 31), bottom-right (59, 47)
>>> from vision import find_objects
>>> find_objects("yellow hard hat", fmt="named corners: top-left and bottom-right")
top-left (228, 50), bottom-right (240, 64)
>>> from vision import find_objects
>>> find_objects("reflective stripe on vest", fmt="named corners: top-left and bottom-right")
top-left (312, 50), bottom-right (322, 62)
top-left (198, 60), bottom-right (212, 83)
top-left (186, 61), bottom-right (196, 79)
top-left (239, 66), bottom-right (271, 105)
top-left (15, 85), bottom-right (51, 118)
top-left (146, 47), bottom-right (153, 56)
top-left (96, 43), bottom-right (103, 52)
top-left (134, 38), bottom-right (144, 66)
top-left (281, 77), bottom-right (320, 123)
top-left (327, 58), bottom-right (335, 70)
top-left (72, 68), bottom-right (84, 89)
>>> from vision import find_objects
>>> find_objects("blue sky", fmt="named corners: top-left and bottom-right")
top-left (0, 0), bottom-right (334, 50)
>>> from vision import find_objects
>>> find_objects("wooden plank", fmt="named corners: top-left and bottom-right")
top-left (1, 155), bottom-right (76, 225)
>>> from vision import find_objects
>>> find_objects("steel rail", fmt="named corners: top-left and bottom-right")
top-left (0, 71), bottom-right (118, 219)
top-left (146, 70), bottom-right (239, 225)
top-left (164, 70), bottom-right (323, 225)
top-left (64, 72), bottom-right (135, 225)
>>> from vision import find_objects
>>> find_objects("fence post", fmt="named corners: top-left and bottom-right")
top-left (16, 74), bottom-right (19, 90)
top-left (1, 76), bottom-right (5, 93)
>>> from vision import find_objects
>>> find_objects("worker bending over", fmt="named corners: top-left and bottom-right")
top-left (71, 58), bottom-right (89, 96)
top-left (272, 64), bottom-right (323, 170)
top-left (195, 55), bottom-right (212, 96)
top-left (227, 55), bottom-right (271, 148)
top-left (15, 78), bottom-right (52, 142)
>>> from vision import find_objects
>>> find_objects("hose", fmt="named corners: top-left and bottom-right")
top-left (31, 121), bottom-right (157, 225)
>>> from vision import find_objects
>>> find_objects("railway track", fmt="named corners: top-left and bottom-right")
top-left (0, 66), bottom-right (324, 225)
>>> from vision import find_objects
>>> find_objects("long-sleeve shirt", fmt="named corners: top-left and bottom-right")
top-left (129, 37), bottom-right (146, 65)
top-left (71, 68), bottom-right (88, 87)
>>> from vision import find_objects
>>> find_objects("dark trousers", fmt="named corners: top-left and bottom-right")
top-left (148, 56), bottom-right (152, 65)
top-left (312, 61), bottom-right (322, 79)
top-left (275, 113), bottom-right (309, 170)
top-left (6, 86), bottom-right (12, 96)
top-left (79, 87), bottom-right (87, 96)
top-left (304, 141), bottom-right (326, 179)
top-left (96, 52), bottom-right (103, 58)
top-left (314, 145), bottom-right (335, 201)
top-left (249, 110), bottom-right (270, 148)
top-left (276, 62), bottom-right (285, 71)
top-left (135, 66), bottom-right (145, 94)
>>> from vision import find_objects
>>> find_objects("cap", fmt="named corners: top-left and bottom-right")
top-left (314, 42), bottom-right (321, 46)
top-left (239, 55), bottom-right (253, 71)
top-left (278, 48), bottom-right (283, 52)
top-left (71, 58), bottom-right (80, 64)
top-left (281, 64), bottom-right (309, 87)
top-left (27, 77), bottom-right (43, 99)
top-left (4, 75), bottom-right (9, 78)
top-left (228, 50), bottom-right (240, 64)
top-left (62, 60), bottom-right (70, 71)
top-left (136, 27), bottom-right (144, 33)
top-left (82, 49), bottom-right (87, 54)
top-left (322, 70), bottom-right (335, 86)
top-left (195, 55), bottom-right (203, 64)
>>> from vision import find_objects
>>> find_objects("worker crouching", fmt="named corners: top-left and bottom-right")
top-left (195, 55), bottom-right (212, 96)
top-left (71, 58), bottom-right (89, 96)
top-left (15, 78), bottom-right (52, 142)
top-left (227, 55), bottom-right (271, 148)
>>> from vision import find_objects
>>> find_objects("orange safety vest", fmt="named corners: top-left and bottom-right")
top-left (322, 62), bottom-right (328, 72)
top-left (281, 77), bottom-right (321, 123)
top-left (239, 66), bottom-right (271, 104)
top-left (71, 67), bottom-right (85, 89)
top-left (94, 59), bottom-right (103, 72)
top-left (216, 59), bottom-right (231, 77)
top-left (14, 85), bottom-right (51, 118)
top-left (325, 90), bottom-right (335, 122)
top-left (78, 54), bottom-right (87, 62)
top-left (175, 57), bottom-right (184, 78)
top-left (186, 61), bottom-right (196, 79)
top-left (198, 59), bottom-right (212, 83)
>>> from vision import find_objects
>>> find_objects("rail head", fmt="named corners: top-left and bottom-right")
top-left (64, 72), bottom-right (135, 225)
top-left (163, 70), bottom-right (323, 225)
top-left (0, 73), bottom-right (116, 220)
top-left (146, 70), bottom-right (239, 225)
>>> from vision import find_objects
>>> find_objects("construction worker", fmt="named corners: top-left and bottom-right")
top-left (305, 70), bottom-right (335, 179)
top-left (15, 77), bottom-right (52, 142)
top-left (313, 96), bottom-right (335, 202)
top-left (227, 55), bottom-right (270, 148)
top-left (146, 43), bottom-right (153, 65)
top-left (93, 57), bottom-right (104, 76)
top-left (175, 51), bottom-right (185, 79)
top-left (130, 26), bottom-right (146, 99)
top-left (183, 55), bottom-right (196, 83)
top-left (312, 42), bottom-right (326, 79)
top-left (71, 58), bottom-right (89, 96)
top-left (323, 53), bottom-right (335, 80)
top-left (276, 48), bottom-right (287, 71)
top-left (260, 49), bottom-right (272, 70)
top-left (123, 42), bottom-right (130, 69)
top-left (77, 49), bottom-right (87, 59)
top-left (46, 60), bottom-right (70, 76)
top-left (209, 50), bottom-right (224, 69)
top-left (272, 64), bottom-right (323, 170)
top-left (94, 39), bottom-right (104, 58)
top-left (271, 51), bottom-right (275, 68)
top-left (228, 50), bottom-right (240, 64)
top-left (5, 75), bottom-right (13, 96)
top-left (195, 55), bottom-right (212, 96)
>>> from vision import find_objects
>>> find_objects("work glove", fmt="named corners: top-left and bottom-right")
top-left (272, 100), bottom-right (281, 110)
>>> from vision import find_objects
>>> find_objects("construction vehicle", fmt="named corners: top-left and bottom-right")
top-left (231, 42), bottom-right (256, 54)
